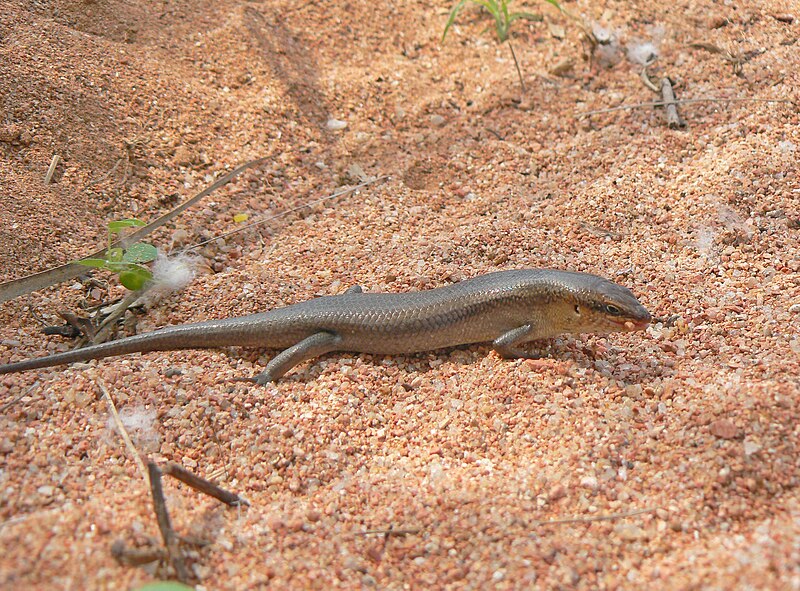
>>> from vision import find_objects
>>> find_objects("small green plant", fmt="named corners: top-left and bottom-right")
top-left (79, 218), bottom-right (158, 291)
top-left (442, 0), bottom-right (563, 91)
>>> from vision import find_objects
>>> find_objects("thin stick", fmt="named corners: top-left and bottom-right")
top-left (99, 380), bottom-right (149, 486)
top-left (534, 507), bottom-right (656, 526)
top-left (579, 220), bottom-right (622, 239)
top-left (91, 290), bottom-right (141, 345)
top-left (182, 175), bottom-right (388, 253)
top-left (0, 157), bottom-right (268, 304)
top-left (44, 155), bottom-right (60, 185)
top-left (507, 39), bottom-right (526, 94)
top-left (486, 128), bottom-right (504, 141)
top-left (660, 78), bottom-right (685, 129)
top-left (639, 66), bottom-right (660, 93)
top-left (111, 539), bottom-right (166, 566)
top-left (352, 527), bottom-right (421, 537)
top-left (161, 462), bottom-right (249, 507)
top-left (148, 462), bottom-right (190, 582)
top-left (578, 97), bottom-right (795, 116)
top-left (144, 461), bottom-right (247, 581)
top-left (0, 381), bottom-right (40, 413)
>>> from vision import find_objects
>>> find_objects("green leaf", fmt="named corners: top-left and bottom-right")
top-left (442, 0), bottom-right (538, 44)
top-left (442, 0), bottom-right (468, 41)
top-left (103, 261), bottom-right (131, 273)
top-left (484, 0), bottom-right (500, 13)
top-left (542, 0), bottom-right (567, 18)
top-left (495, 19), bottom-right (508, 42)
top-left (123, 242), bottom-right (158, 264)
top-left (119, 267), bottom-right (152, 291)
top-left (107, 247), bottom-right (124, 263)
top-left (108, 218), bottom-right (146, 233)
top-left (498, 0), bottom-right (509, 24)
top-left (474, 0), bottom-right (506, 41)
top-left (132, 583), bottom-right (195, 591)
top-left (474, 0), bottom-right (500, 18)
top-left (77, 258), bottom-right (110, 269)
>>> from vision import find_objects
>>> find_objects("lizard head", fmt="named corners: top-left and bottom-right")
top-left (560, 275), bottom-right (651, 335)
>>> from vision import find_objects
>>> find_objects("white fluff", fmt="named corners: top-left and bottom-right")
top-left (151, 252), bottom-right (197, 293)
top-left (133, 252), bottom-right (198, 307)
top-left (627, 41), bottom-right (659, 65)
top-left (106, 405), bottom-right (161, 453)
top-left (627, 26), bottom-right (665, 65)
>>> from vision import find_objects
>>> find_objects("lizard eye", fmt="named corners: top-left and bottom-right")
top-left (574, 304), bottom-right (581, 315)
top-left (604, 304), bottom-right (622, 316)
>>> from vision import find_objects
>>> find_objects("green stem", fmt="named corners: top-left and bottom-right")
top-left (507, 38), bottom-right (525, 94)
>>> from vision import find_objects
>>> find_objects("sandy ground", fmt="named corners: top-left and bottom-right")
top-left (1, 0), bottom-right (799, 589)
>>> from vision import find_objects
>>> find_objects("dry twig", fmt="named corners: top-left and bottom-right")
top-left (640, 65), bottom-right (685, 128)
top-left (143, 461), bottom-right (248, 582)
top-left (352, 527), bottom-right (421, 537)
top-left (577, 97), bottom-right (795, 117)
top-left (44, 155), bottom-right (60, 185)
top-left (0, 157), bottom-right (268, 304)
top-left (689, 42), bottom-right (746, 75)
top-left (98, 380), bottom-right (149, 485)
top-left (161, 462), bottom-right (249, 507)
top-left (148, 462), bottom-right (190, 582)
top-left (660, 78), bottom-right (685, 129)
top-left (182, 175), bottom-right (388, 253)
top-left (91, 291), bottom-right (141, 345)
top-left (0, 381), bottom-right (41, 413)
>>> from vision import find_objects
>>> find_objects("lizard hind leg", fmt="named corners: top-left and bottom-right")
top-left (344, 285), bottom-right (364, 294)
top-left (253, 331), bottom-right (342, 385)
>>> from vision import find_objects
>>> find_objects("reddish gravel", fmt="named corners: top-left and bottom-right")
top-left (1, 0), bottom-right (798, 589)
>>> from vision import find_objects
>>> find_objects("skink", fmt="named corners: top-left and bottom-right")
top-left (0, 269), bottom-right (651, 383)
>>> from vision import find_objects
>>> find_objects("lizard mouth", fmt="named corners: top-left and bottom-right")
top-left (611, 317), bottom-right (651, 331)
top-left (624, 318), bottom-right (651, 331)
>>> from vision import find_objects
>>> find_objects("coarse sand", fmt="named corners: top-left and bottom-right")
top-left (1, 1), bottom-right (799, 588)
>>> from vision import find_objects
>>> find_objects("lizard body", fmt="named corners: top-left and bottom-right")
top-left (0, 269), bottom-right (651, 383)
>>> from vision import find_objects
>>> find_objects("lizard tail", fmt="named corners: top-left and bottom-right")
top-left (0, 316), bottom-right (272, 375)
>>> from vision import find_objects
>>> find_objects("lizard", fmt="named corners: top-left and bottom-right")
top-left (0, 269), bottom-right (651, 384)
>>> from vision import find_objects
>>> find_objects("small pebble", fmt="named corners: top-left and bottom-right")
top-left (743, 439), bottom-right (762, 456)
top-left (709, 419), bottom-right (739, 440)
top-left (326, 118), bottom-right (347, 130)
